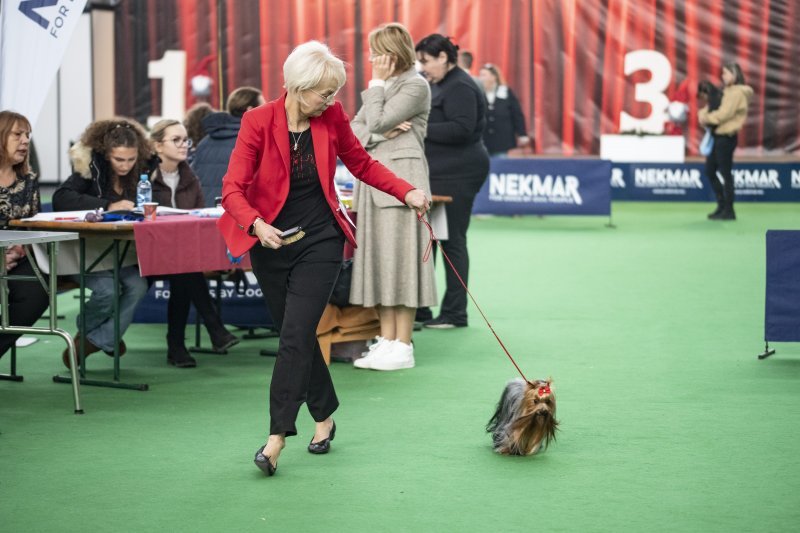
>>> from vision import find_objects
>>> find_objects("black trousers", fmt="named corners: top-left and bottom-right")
top-left (430, 177), bottom-right (487, 324)
top-left (0, 257), bottom-right (50, 358)
top-left (250, 223), bottom-right (344, 437)
top-left (162, 272), bottom-right (227, 348)
top-left (704, 134), bottom-right (738, 210)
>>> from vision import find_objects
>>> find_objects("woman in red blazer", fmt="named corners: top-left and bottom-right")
top-left (218, 41), bottom-right (429, 477)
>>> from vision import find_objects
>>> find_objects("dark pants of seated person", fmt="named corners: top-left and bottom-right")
top-left (249, 224), bottom-right (343, 437)
top-left (0, 257), bottom-right (50, 358)
top-left (164, 272), bottom-right (230, 349)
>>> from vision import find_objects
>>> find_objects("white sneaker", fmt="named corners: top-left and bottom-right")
top-left (369, 340), bottom-right (415, 371)
top-left (361, 336), bottom-right (385, 357)
top-left (353, 337), bottom-right (390, 369)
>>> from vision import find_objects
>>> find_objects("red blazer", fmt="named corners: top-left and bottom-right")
top-left (217, 94), bottom-right (416, 256)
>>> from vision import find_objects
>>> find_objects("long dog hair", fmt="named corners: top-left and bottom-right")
top-left (487, 378), bottom-right (558, 455)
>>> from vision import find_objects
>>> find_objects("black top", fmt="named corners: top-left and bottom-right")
top-left (0, 172), bottom-right (40, 226)
top-left (424, 66), bottom-right (490, 183)
top-left (52, 150), bottom-right (157, 211)
top-left (483, 87), bottom-right (527, 155)
top-left (270, 129), bottom-right (333, 235)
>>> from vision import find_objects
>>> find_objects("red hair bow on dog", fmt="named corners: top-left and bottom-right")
top-left (538, 385), bottom-right (551, 396)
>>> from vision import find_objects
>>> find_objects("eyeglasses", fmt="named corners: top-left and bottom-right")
top-left (168, 137), bottom-right (193, 148)
top-left (308, 88), bottom-right (338, 104)
top-left (10, 130), bottom-right (32, 141)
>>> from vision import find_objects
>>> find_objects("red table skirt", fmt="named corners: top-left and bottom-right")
top-left (133, 215), bottom-right (251, 276)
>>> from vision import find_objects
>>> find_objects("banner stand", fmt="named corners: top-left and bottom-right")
top-left (761, 230), bottom-right (800, 360)
top-left (758, 342), bottom-right (776, 360)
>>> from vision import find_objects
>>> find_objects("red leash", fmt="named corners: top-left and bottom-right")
top-left (418, 213), bottom-right (530, 384)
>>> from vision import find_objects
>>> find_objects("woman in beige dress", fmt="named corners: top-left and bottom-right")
top-left (349, 23), bottom-right (437, 371)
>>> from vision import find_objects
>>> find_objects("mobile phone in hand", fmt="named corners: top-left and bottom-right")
top-left (280, 226), bottom-right (303, 239)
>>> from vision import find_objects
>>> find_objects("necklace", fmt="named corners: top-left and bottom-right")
top-left (285, 108), bottom-right (308, 152)
top-left (290, 129), bottom-right (304, 152)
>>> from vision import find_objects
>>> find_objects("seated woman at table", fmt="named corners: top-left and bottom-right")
top-left (148, 119), bottom-right (238, 368)
top-left (52, 118), bottom-right (152, 368)
top-left (0, 110), bottom-right (49, 359)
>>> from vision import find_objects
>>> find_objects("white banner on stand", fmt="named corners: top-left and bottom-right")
top-left (0, 0), bottom-right (89, 124)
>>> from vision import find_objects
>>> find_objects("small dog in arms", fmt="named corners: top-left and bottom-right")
top-left (487, 378), bottom-right (558, 455)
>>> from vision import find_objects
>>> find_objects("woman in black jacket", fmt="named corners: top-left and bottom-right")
top-left (191, 86), bottom-right (264, 206)
top-left (478, 63), bottom-right (529, 155)
top-left (415, 34), bottom-right (490, 329)
top-left (52, 118), bottom-right (152, 368)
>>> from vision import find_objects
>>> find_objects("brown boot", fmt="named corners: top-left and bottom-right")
top-left (62, 334), bottom-right (102, 369)
top-left (103, 339), bottom-right (127, 357)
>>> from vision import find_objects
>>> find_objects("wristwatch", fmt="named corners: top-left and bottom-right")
top-left (248, 217), bottom-right (264, 236)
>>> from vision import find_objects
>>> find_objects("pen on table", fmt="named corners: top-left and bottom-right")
top-left (54, 217), bottom-right (80, 221)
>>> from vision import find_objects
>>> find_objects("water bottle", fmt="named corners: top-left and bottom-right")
top-left (136, 174), bottom-right (152, 208)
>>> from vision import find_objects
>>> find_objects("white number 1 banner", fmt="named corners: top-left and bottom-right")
top-left (0, 0), bottom-right (89, 124)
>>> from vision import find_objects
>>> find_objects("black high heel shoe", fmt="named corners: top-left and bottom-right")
top-left (254, 444), bottom-right (277, 476)
top-left (308, 421), bottom-right (336, 454)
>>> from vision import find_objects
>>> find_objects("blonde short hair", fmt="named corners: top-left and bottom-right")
top-left (369, 23), bottom-right (416, 73)
top-left (150, 119), bottom-right (182, 143)
top-left (283, 41), bottom-right (346, 96)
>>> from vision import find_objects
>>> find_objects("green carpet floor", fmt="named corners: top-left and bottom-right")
top-left (2, 202), bottom-right (800, 532)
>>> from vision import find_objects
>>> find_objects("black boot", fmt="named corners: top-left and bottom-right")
top-left (167, 337), bottom-right (197, 368)
top-left (717, 207), bottom-right (736, 220)
top-left (205, 319), bottom-right (239, 353)
top-left (716, 196), bottom-right (736, 220)
top-left (415, 307), bottom-right (433, 323)
top-left (209, 329), bottom-right (239, 353)
top-left (707, 193), bottom-right (724, 219)
top-left (707, 203), bottom-right (723, 219)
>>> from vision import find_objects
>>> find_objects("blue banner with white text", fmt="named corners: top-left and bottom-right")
top-left (133, 274), bottom-right (274, 328)
top-left (610, 161), bottom-right (800, 202)
top-left (472, 158), bottom-right (612, 216)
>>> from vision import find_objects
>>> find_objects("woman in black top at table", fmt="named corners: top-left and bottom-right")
top-left (415, 34), bottom-right (490, 329)
top-left (149, 119), bottom-right (238, 368)
top-left (0, 110), bottom-right (49, 359)
top-left (52, 118), bottom-right (152, 368)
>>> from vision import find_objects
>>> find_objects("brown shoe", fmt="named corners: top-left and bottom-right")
top-left (104, 339), bottom-right (127, 357)
top-left (63, 334), bottom-right (102, 369)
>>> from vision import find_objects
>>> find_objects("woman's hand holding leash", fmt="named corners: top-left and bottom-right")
top-left (404, 189), bottom-right (430, 216)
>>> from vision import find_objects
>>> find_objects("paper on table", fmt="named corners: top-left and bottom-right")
top-left (21, 210), bottom-right (95, 222)
top-left (156, 206), bottom-right (190, 215)
top-left (189, 207), bottom-right (224, 218)
top-left (429, 203), bottom-right (449, 241)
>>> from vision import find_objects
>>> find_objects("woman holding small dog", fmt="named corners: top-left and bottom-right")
top-left (349, 23), bottom-right (437, 371)
top-left (219, 40), bottom-right (430, 476)
top-left (698, 62), bottom-right (753, 220)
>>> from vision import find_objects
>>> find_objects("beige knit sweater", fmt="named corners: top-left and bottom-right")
top-left (698, 84), bottom-right (754, 135)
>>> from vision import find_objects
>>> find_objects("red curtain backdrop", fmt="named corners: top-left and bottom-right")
top-left (114, 0), bottom-right (800, 156)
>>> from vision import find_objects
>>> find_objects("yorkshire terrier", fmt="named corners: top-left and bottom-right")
top-left (487, 378), bottom-right (558, 455)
